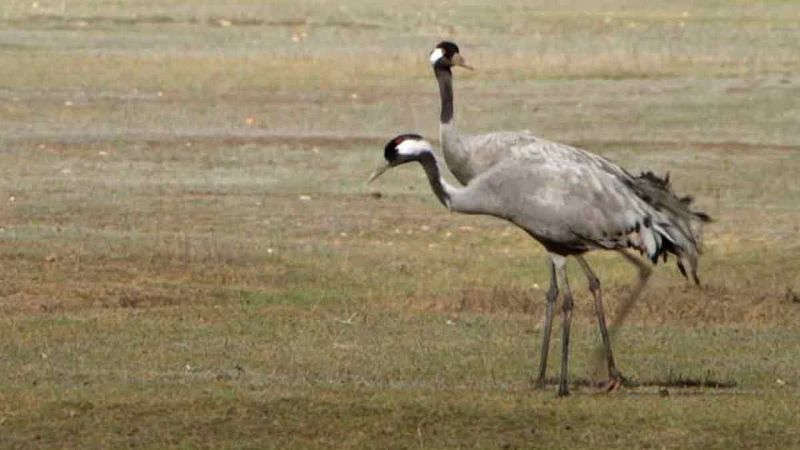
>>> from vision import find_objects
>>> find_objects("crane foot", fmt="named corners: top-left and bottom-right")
top-left (595, 376), bottom-right (622, 393)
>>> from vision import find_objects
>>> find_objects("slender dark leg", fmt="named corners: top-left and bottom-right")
top-left (554, 257), bottom-right (573, 397)
top-left (576, 255), bottom-right (622, 391)
top-left (534, 259), bottom-right (558, 389)
top-left (589, 250), bottom-right (652, 380)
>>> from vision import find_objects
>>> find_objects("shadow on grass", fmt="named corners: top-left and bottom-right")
top-left (538, 371), bottom-right (737, 390)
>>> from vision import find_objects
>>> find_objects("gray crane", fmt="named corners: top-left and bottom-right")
top-left (429, 40), bottom-right (699, 389)
top-left (369, 134), bottom-right (710, 396)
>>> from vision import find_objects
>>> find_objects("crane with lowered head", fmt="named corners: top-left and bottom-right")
top-left (369, 133), bottom-right (711, 396)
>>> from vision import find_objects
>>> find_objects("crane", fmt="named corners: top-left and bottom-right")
top-left (369, 134), bottom-right (710, 396)
top-left (428, 40), bottom-right (706, 390)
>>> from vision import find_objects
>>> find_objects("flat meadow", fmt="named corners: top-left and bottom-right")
top-left (1, 1), bottom-right (799, 448)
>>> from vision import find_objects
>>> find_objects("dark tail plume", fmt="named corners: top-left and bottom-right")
top-left (627, 171), bottom-right (711, 284)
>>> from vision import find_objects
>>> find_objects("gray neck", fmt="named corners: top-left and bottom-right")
top-left (434, 66), bottom-right (454, 124)
top-left (418, 152), bottom-right (456, 209)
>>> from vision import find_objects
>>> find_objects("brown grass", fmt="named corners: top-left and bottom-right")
top-left (1, 0), bottom-right (800, 448)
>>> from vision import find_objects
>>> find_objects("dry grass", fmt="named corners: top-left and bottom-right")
top-left (1, 1), bottom-right (800, 448)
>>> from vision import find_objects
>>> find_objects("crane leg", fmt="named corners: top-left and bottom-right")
top-left (588, 249), bottom-right (651, 384)
top-left (554, 256), bottom-right (573, 397)
top-left (534, 259), bottom-right (558, 389)
top-left (576, 255), bottom-right (622, 391)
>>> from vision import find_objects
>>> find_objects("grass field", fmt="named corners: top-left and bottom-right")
top-left (1, 1), bottom-right (800, 448)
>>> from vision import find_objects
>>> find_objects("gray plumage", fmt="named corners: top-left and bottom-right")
top-left (381, 134), bottom-right (708, 269)
top-left (429, 41), bottom-right (707, 264)
top-left (370, 134), bottom-right (711, 396)
top-left (441, 124), bottom-right (540, 184)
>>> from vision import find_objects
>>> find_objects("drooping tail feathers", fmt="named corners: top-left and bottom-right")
top-left (627, 171), bottom-right (712, 284)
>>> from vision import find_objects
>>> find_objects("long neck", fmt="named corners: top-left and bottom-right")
top-left (435, 65), bottom-right (472, 185)
top-left (417, 152), bottom-right (457, 209)
top-left (434, 66), bottom-right (454, 124)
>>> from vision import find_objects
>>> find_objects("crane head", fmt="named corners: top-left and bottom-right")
top-left (430, 41), bottom-right (473, 70)
top-left (368, 134), bottom-right (432, 183)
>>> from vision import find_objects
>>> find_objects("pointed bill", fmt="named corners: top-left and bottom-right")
top-left (451, 53), bottom-right (474, 70)
top-left (367, 163), bottom-right (391, 183)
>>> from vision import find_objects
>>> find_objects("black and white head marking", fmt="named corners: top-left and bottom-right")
top-left (430, 41), bottom-right (460, 65)
top-left (384, 133), bottom-right (430, 162)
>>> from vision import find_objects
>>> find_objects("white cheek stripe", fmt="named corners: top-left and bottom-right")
top-left (429, 48), bottom-right (444, 64)
top-left (397, 139), bottom-right (432, 156)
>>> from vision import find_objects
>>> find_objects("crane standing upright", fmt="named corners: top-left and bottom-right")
top-left (431, 41), bottom-right (539, 186)
top-left (424, 41), bottom-right (710, 393)
top-left (370, 134), bottom-right (710, 396)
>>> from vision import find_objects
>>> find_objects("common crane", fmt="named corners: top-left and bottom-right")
top-left (369, 134), bottom-right (710, 396)
top-left (429, 40), bottom-right (708, 391)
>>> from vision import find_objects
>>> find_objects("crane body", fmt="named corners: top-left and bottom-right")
top-left (370, 134), bottom-right (710, 396)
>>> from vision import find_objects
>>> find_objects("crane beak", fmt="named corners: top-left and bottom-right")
top-left (451, 53), bottom-right (474, 70)
top-left (367, 163), bottom-right (391, 183)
